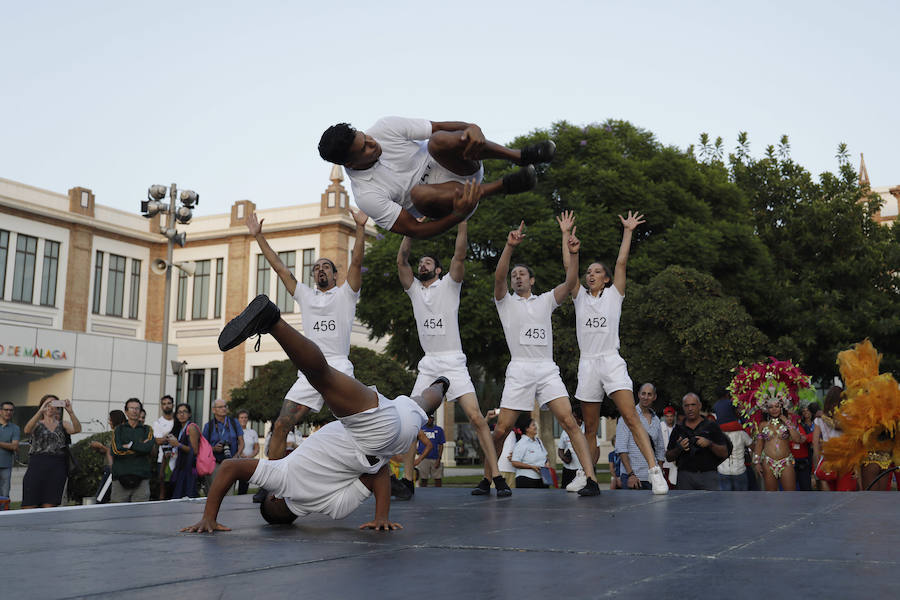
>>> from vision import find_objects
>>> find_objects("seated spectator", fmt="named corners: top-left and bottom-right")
top-left (22, 395), bottom-right (82, 509)
top-left (0, 401), bottom-right (21, 503)
top-left (510, 419), bottom-right (549, 489)
top-left (168, 403), bottom-right (201, 499)
top-left (111, 398), bottom-right (155, 502)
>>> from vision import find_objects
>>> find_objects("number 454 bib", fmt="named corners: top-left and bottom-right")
top-left (519, 325), bottom-right (548, 346)
top-left (421, 313), bottom-right (446, 336)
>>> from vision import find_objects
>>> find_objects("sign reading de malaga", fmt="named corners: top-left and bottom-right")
top-left (0, 344), bottom-right (68, 360)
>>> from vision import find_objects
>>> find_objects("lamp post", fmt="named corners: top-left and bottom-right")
top-left (141, 183), bottom-right (199, 402)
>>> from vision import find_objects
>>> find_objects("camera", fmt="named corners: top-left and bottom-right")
top-left (222, 443), bottom-right (232, 459)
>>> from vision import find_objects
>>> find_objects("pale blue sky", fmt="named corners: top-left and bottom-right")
top-left (2, 1), bottom-right (896, 216)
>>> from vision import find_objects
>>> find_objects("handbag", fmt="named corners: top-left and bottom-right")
top-left (539, 466), bottom-right (558, 488)
top-left (194, 424), bottom-right (216, 477)
top-left (814, 456), bottom-right (837, 482)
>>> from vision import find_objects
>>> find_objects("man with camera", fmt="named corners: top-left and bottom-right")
top-left (664, 393), bottom-right (731, 490)
top-left (110, 398), bottom-right (155, 502)
top-left (202, 399), bottom-right (244, 494)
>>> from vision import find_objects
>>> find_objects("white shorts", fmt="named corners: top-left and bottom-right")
top-left (499, 360), bottom-right (569, 411)
top-left (285, 355), bottom-right (354, 412)
top-left (420, 156), bottom-right (485, 186)
top-left (411, 352), bottom-right (476, 401)
top-left (339, 394), bottom-right (427, 458)
top-left (574, 352), bottom-right (633, 402)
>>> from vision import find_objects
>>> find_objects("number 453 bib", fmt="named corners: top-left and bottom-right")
top-left (519, 325), bottom-right (548, 346)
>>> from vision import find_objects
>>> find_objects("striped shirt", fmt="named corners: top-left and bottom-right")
top-left (615, 411), bottom-right (665, 482)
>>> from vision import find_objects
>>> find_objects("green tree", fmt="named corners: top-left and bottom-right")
top-left (621, 266), bottom-right (768, 406)
top-left (227, 346), bottom-right (417, 424)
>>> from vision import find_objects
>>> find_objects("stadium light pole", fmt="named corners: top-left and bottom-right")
top-left (141, 183), bottom-right (199, 402)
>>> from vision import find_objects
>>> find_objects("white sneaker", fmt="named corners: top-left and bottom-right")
top-left (649, 466), bottom-right (668, 495)
top-left (566, 469), bottom-right (587, 493)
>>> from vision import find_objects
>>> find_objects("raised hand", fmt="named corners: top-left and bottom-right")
top-left (507, 221), bottom-right (526, 247)
top-left (556, 210), bottom-right (575, 233)
top-left (618, 211), bottom-right (645, 231)
top-left (567, 227), bottom-right (580, 254)
top-left (245, 211), bottom-right (263, 236)
top-left (348, 205), bottom-right (368, 227)
top-left (460, 125), bottom-right (486, 160)
top-left (452, 180), bottom-right (481, 218)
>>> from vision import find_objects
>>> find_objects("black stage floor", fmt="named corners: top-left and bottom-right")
top-left (2, 488), bottom-right (898, 599)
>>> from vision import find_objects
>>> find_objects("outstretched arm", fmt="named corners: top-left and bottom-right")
top-left (247, 211), bottom-right (297, 297)
top-left (448, 221), bottom-right (468, 283)
top-left (358, 464), bottom-right (402, 531)
top-left (397, 235), bottom-right (415, 290)
top-left (556, 210), bottom-right (575, 271)
top-left (181, 459), bottom-right (259, 533)
top-left (346, 206), bottom-right (368, 292)
top-left (613, 211), bottom-right (645, 296)
top-left (553, 229), bottom-right (580, 305)
top-left (494, 222), bottom-right (525, 300)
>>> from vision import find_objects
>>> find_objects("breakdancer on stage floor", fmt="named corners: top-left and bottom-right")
top-left (318, 116), bottom-right (556, 239)
top-left (490, 220), bottom-right (601, 496)
top-left (181, 296), bottom-right (448, 533)
top-left (395, 202), bottom-right (511, 498)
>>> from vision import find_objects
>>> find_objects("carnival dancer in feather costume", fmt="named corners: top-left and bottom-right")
top-left (823, 340), bottom-right (900, 491)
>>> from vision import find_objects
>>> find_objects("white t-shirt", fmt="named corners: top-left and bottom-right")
top-left (494, 290), bottom-right (558, 362)
top-left (718, 430), bottom-right (752, 476)
top-left (814, 416), bottom-right (840, 442)
top-left (345, 116), bottom-right (432, 230)
top-left (293, 281), bottom-right (359, 360)
top-left (241, 428), bottom-right (260, 458)
top-left (558, 426), bottom-right (583, 471)
top-left (511, 435), bottom-right (548, 479)
top-left (498, 432), bottom-right (516, 473)
top-left (249, 420), bottom-right (385, 520)
top-left (574, 286), bottom-right (622, 356)
top-left (152, 416), bottom-right (175, 463)
top-left (407, 276), bottom-right (463, 355)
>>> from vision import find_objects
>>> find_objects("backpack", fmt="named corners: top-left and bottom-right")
top-left (191, 423), bottom-right (216, 476)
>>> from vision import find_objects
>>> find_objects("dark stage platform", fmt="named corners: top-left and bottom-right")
top-left (2, 489), bottom-right (898, 599)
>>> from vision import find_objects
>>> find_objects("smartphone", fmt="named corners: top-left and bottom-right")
top-left (50, 399), bottom-right (66, 408)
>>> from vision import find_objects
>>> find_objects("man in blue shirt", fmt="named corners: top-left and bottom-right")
top-left (0, 402), bottom-right (21, 502)
top-left (416, 414), bottom-right (445, 487)
top-left (202, 399), bottom-right (244, 494)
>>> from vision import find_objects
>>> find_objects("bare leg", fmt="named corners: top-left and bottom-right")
top-left (763, 464), bottom-right (779, 491)
top-left (458, 393), bottom-right (501, 479)
top-left (547, 397), bottom-right (597, 482)
top-left (780, 464), bottom-right (797, 492)
top-left (580, 401), bottom-right (602, 466)
top-left (269, 319), bottom-right (377, 418)
top-left (428, 131), bottom-right (520, 173)
top-left (410, 180), bottom-right (504, 219)
top-left (861, 463), bottom-right (890, 491)
top-left (609, 389), bottom-right (658, 467)
top-left (492, 408), bottom-right (521, 458)
top-left (268, 400), bottom-right (311, 460)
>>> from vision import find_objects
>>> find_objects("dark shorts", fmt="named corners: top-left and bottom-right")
top-left (22, 454), bottom-right (67, 506)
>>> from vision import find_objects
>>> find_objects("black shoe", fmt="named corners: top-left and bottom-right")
top-left (577, 478), bottom-right (601, 497)
top-left (391, 475), bottom-right (412, 501)
top-left (502, 165), bottom-right (537, 194)
top-left (493, 476), bottom-right (512, 498)
top-left (218, 295), bottom-right (280, 352)
top-left (471, 477), bottom-right (491, 496)
top-left (252, 488), bottom-right (268, 504)
top-left (520, 140), bottom-right (556, 165)
top-left (431, 376), bottom-right (450, 399)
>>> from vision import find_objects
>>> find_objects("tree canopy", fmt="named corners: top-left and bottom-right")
top-left (355, 121), bottom-right (898, 407)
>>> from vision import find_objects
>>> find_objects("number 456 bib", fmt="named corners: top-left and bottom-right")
top-left (519, 325), bottom-right (548, 346)
top-left (309, 316), bottom-right (338, 338)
